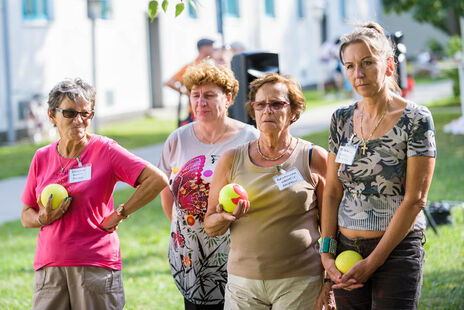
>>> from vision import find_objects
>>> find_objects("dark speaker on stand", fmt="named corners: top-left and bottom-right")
top-left (230, 52), bottom-right (279, 125)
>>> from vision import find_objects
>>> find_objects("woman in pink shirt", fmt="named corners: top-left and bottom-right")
top-left (20, 78), bottom-right (168, 310)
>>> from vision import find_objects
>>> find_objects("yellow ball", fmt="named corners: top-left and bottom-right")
top-left (40, 184), bottom-right (68, 210)
top-left (335, 250), bottom-right (363, 274)
top-left (218, 183), bottom-right (248, 213)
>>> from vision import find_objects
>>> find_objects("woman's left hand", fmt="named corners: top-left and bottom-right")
top-left (101, 212), bottom-right (124, 232)
top-left (314, 281), bottom-right (335, 310)
top-left (332, 258), bottom-right (377, 291)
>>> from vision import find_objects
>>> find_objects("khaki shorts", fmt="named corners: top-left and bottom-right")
top-left (33, 266), bottom-right (125, 310)
top-left (225, 274), bottom-right (322, 310)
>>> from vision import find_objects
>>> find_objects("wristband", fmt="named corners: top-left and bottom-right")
top-left (320, 237), bottom-right (337, 255)
top-left (37, 215), bottom-right (47, 227)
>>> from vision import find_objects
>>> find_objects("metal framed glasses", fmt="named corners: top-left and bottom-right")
top-left (55, 108), bottom-right (94, 119)
top-left (251, 100), bottom-right (290, 111)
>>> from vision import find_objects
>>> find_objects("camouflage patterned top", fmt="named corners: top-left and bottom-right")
top-left (329, 101), bottom-right (436, 231)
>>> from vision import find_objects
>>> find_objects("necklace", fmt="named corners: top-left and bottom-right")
top-left (196, 124), bottom-right (228, 144)
top-left (360, 103), bottom-right (388, 155)
top-left (57, 144), bottom-right (82, 173)
top-left (257, 137), bottom-right (293, 161)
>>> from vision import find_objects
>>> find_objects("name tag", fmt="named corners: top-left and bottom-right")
top-left (273, 168), bottom-right (304, 191)
top-left (335, 143), bottom-right (357, 165)
top-left (69, 165), bottom-right (92, 183)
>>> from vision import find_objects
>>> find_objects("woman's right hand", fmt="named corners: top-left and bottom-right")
top-left (205, 199), bottom-right (249, 237)
top-left (37, 194), bottom-right (72, 226)
top-left (321, 253), bottom-right (342, 284)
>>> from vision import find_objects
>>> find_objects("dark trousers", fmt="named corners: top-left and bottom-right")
top-left (184, 298), bottom-right (224, 310)
top-left (334, 231), bottom-right (425, 310)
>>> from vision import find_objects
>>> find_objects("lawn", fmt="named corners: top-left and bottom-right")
top-left (303, 88), bottom-right (346, 109)
top-left (0, 117), bottom-right (176, 180)
top-left (0, 102), bottom-right (463, 309)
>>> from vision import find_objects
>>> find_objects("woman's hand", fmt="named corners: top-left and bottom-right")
top-left (101, 211), bottom-right (124, 233)
top-left (205, 200), bottom-right (249, 237)
top-left (37, 194), bottom-right (72, 226)
top-left (314, 280), bottom-right (335, 310)
top-left (332, 257), bottom-right (378, 291)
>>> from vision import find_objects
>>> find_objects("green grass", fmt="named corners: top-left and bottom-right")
top-left (1, 103), bottom-right (463, 309)
top-left (0, 117), bottom-right (176, 180)
top-left (303, 89), bottom-right (346, 109)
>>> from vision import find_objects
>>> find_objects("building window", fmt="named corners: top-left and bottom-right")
top-left (223, 0), bottom-right (239, 18)
top-left (340, 0), bottom-right (346, 19)
top-left (188, 0), bottom-right (198, 18)
top-left (100, 0), bottom-right (113, 20)
top-left (22, 0), bottom-right (49, 20)
top-left (297, 0), bottom-right (304, 19)
top-left (264, 0), bottom-right (275, 18)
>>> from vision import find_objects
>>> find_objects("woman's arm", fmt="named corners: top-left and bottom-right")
top-left (204, 149), bottom-right (248, 237)
top-left (320, 153), bottom-right (345, 282)
top-left (310, 145), bottom-right (328, 218)
top-left (336, 156), bottom-right (435, 287)
top-left (101, 165), bottom-right (168, 231)
top-left (21, 194), bottom-right (72, 228)
top-left (161, 187), bottom-right (174, 222)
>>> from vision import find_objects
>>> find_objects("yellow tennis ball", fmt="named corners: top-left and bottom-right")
top-left (40, 184), bottom-right (68, 210)
top-left (335, 250), bottom-right (363, 274)
top-left (218, 183), bottom-right (248, 213)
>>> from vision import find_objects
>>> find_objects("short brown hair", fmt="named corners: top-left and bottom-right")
top-left (183, 61), bottom-right (239, 102)
top-left (245, 73), bottom-right (306, 123)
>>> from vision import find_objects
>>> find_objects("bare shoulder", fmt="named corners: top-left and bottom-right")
top-left (310, 145), bottom-right (328, 176)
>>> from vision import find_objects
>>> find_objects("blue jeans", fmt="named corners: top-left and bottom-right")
top-left (334, 231), bottom-right (425, 310)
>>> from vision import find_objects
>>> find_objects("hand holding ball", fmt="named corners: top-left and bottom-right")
top-left (335, 250), bottom-right (363, 274)
top-left (218, 184), bottom-right (248, 213)
top-left (40, 184), bottom-right (68, 210)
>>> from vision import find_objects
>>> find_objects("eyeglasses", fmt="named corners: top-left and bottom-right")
top-left (251, 101), bottom-right (289, 111)
top-left (55, 108), bottom-right (94, 119)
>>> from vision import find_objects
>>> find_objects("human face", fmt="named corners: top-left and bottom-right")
top-left (49, 97), bottom-right (92, 142)
top-left (343, 42), bottom-right (394, 98)
top-left (190, 83), bottom-right (231, 122)
top-left (254, 82), bottom-right (294, 133)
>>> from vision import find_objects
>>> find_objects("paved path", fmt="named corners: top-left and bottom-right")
top-left (0, 80), bottom-right (453, 224)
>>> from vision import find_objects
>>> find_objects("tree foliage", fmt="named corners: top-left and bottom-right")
top-left (382, 0), bottom-right (464, 35)
top-left (149, 0), bottom-right (196, 21)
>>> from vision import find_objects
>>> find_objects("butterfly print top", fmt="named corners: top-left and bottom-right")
top-left (158, 122), bottom-right (258, 305)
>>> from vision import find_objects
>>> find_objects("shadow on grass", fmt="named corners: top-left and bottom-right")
top-left (420, 269), bottom-right (464, 310)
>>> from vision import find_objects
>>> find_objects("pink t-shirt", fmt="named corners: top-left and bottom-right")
top-left (21, 134), bottom-right (148, 270)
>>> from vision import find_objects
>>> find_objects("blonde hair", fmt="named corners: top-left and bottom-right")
top-left (339, 22), bottom-right (400, 92)
top-left (183, 61), bottom-right (239, 102)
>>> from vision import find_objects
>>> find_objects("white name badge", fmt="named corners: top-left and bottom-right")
top-left (335, 143), bottom-right (357, 165)
top-left (68, 165), bottom-right (92, 183)
top-left (273, 168), bottom-right (304, 191)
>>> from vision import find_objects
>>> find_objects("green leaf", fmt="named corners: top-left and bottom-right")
top-left (148, 1), bottom-right (158, 22)
top-left (162, 0), bottom-right (169, 13)
top-left (175, 3), bottom-right (185, 17)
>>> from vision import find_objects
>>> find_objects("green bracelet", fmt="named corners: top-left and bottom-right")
top-left (320, 237), bottom-right (337, 255)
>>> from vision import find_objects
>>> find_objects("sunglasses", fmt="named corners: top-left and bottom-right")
top-left (55, 108), bottom-right (94, 119)
top-left (251, 100), bottom-right (289, 111)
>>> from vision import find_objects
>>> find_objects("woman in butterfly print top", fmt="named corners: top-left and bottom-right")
top-left (158, 62), bottom-right (258, 310)
top-left (320, 23), bottom-right (436, 310)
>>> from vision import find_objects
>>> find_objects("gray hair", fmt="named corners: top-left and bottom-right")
top-left (48, 78), bottom-right (96, 115)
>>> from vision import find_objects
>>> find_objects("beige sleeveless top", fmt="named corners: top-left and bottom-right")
top-left (228, 139), bottom-right (323, 280)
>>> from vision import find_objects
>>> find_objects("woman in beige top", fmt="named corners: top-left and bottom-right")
top-left (204, 73), bottom-right (334, 310)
